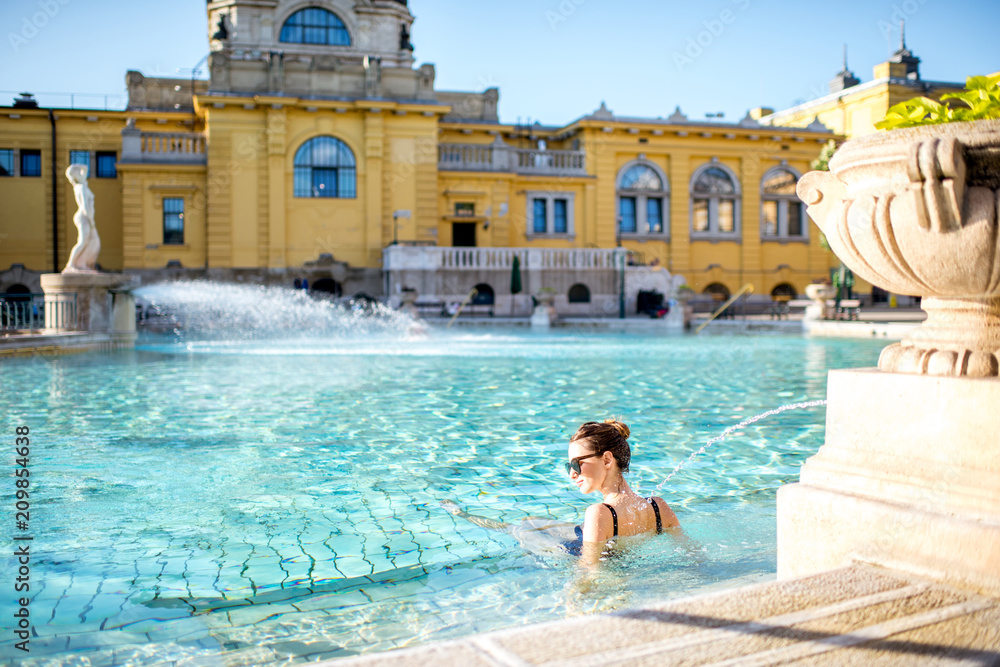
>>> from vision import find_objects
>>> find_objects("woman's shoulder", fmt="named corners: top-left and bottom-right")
top-left (581, 502), bottom-right (617, 542)
top-left (584, 501), bottom-right (614, 520)
top-left (648, 495), bottom-right (680, 528)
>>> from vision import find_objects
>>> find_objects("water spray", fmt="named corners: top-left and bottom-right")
top-left (655, 399), bottom-right (828, 491)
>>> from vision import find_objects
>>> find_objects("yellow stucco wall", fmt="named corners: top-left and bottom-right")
top-left (2, 96), bottom-right (846, 296)
top-left (0, 110), bottom-right (128, 272)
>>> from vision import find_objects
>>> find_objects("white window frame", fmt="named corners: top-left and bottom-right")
top-left (616, 160), bottom-right (669, 240)
top-left (525, 191), bottom-right (575, 239)
top-left (760, 165), bottom-right (808, 243)
top-left (689, 159), bottom-right (742, 242)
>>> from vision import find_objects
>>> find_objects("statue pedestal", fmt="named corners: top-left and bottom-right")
top-left (40, 273), bottom-right (137, 343)
top-left (778, 369), bottom-right (1000, 595)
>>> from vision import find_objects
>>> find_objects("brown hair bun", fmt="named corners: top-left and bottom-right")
top-left (603, 418), bottom-right (630, 440)
top-left (571, 419), bottom-right (632, 472)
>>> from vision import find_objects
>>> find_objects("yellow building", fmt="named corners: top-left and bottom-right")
top-left (0, 2), bottom-right (969, 313)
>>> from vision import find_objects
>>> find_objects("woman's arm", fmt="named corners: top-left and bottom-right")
top-left (577, 503), bottom-right (615, 566)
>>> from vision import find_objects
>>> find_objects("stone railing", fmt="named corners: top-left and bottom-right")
top-left (438, 143), bottom-right (503, 172)
top-left (384, 246), bottom-right (623, 271)
top-left (514, 148), bottom-right (586, 176)
top-left (0, 292), bottom-right (78, 332)
top-left (438, 141), bottom-right (586, 176)
top-left (121, 128), bottom-right (207, 165)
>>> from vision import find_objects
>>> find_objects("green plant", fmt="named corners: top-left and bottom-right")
top-left (875, 74), bottom-right (1000, 130)
top-left (810, 139), bottom-right (838, 171)
top-left (811, 139), bottom-right (838, 251)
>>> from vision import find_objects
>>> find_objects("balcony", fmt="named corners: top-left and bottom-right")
top-left (438, 138), bottom-right (586, 177)
top-left (384, 246), bottom-right (621, 271)
top-left (121, 128), bottom-right (207, 165)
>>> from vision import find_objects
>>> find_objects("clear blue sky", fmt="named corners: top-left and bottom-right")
top-left (1, 0), bottom-right (998, 125)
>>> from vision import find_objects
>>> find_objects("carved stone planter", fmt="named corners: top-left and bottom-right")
top-left (804, 283), bottom-right (836, 321)
top-left (798, 119), bottom-right (1000, 377)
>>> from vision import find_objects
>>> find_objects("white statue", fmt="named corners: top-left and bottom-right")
top-left (64, 164), bottom-right (101, 273)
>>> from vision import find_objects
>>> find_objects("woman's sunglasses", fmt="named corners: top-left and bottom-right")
top-left (565, 452), bottom-right (600, 476)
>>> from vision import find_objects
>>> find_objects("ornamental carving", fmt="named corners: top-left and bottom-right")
top-left (798, 120), bottom-right (1000, 377)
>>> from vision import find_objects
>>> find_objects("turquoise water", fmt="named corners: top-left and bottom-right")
top-left (0, 322), bottom-right (885, 665)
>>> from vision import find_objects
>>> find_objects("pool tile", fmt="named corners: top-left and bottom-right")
top-left (291, 590), bottom-right (370, 613)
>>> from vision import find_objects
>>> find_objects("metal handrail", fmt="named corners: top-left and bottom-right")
top-left (446, 288), bottom-right (479, 328)
top-left (695, 283), bottom-right (754, 334)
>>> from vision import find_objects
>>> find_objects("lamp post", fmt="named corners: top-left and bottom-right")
top-left (616, 216), bottom-right (625, 319)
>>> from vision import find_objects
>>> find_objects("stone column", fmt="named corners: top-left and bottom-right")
top-left (778, 370), bottom-right (1000, 595)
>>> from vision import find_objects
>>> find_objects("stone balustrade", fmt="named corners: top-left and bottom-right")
top-left (438, 141), bottom-right (586, 176)
top-left (121, 128), bottom-right (207, 165)
top-left (514, 147), bottom-right (586, 175)
top-left (384, 245), bottom-right (622, 271)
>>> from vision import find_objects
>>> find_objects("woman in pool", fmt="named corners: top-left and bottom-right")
top-left (443, 418), bottom-right (679, 562)
top-left (567, 419), bottom-right (679, 562)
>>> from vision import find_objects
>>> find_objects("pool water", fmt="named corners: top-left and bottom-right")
top-left (0, 324), bottom-right (886, 665)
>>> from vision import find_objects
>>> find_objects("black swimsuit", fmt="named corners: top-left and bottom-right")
top-left (565, 497), bottom-right (663, 555)
top-left (601, 498), bottom-right (663, 537)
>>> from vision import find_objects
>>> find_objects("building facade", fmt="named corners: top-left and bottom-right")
top-left (0, 3), bottom-right (968, 312)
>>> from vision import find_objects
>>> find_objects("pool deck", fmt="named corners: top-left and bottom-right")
top-left (324, 563), bottom-right (1000, 666)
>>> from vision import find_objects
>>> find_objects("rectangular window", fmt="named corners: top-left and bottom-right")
top-left (21, 150), bottom-right (41, 177)
top-left (693, 199), bottom-right (709, 232)
top-left (646, 198), bottom-right (663, 233)
top-left (454, 202), bottom-right (475, 217)
top-left (718, 199), bottom-right (735, 233)
top-left (619, 197), bottom-right (636, 233)
top-left (69, 150), bottom-right (90, 176)
top-left (787, 202), bottom-right (803, 236)
top-left (163, 197), bottom-right (185, 245)
top-left (0, 150), bottom-right (12, 177)
top-left (762, 200), bottom-right (779, 236)
top-left (95, 151), bottom-right (116, 178)
top-left (533, 199), bottom-right (547, 233)
top-left (553, 199), bottom-right (567, 234)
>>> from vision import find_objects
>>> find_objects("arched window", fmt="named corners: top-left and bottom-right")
top-left (771, 283), bottom-right (797, 298)
top-left (311, 278), bottom-right (342, 297)
top-left (568, 284), bottom-right (590, 303)
top-left (472, 283), bottom-right (495, 305)
top-left (703, 282), bottom-right (731, 299)
top-left (294, 136), bottom-right (356, 198)
top-left (761, 167), bottom-right (806, 240)
top-left (617, 163), bottom-right (668, 236)
top-left (691, 163), bottom-right (740, 239)
top-left (280, 7), bottom-right (350, 46)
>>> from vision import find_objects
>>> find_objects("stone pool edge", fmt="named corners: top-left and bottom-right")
top-left (320, 563), bottom-right (1000, 666)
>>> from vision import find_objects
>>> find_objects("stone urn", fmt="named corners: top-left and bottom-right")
top-left (798, 119), bottom-right (1000, 377)
top-left (531, 289), bottom-right (557, 328)
top-left (535, 289), bottom-right (557, 308)
top-left (804, 283), bottom-right (836, 321)
top-left (675, 285), bottom-right (695, 304)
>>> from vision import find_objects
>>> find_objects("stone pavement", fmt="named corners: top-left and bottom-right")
top-left (323, 564), bottom-right (1000, 666)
